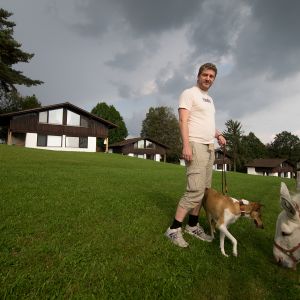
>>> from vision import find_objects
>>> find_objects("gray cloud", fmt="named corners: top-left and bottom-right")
top-left (70, 0), bottom-right (121, 38)
top-left (105, 37), bottom-right (159, 71)
top-left (106, 49), bottom-right (145, 71)
top-left (155, 0), bottom-right (300, 123)
top-left (187, 0), bottom-right (249, 60)
top-left (156, 68), bottom-right (191, 98)
top-left (233, 0), bottom-right (300, 78)
top-left (71, 0), bottom-right (202, 38)
top-left (116, 0), bottom-right (201, 36)
top-left (116, 83), bottom-right (132, 99)
top-left (1, 0), bottom-right (300, 142)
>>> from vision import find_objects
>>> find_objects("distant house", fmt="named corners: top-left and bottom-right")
top-left (213, 148), bottom-right (232, 171)
top-left (245, 158), bottom-right (294, 178)
top-left (0, 102), bottom-right (117, 152)
top-left (108, 137), bottom-right (169, 162)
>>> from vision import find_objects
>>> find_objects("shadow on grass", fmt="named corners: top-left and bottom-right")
top-left (150, 191), bottom-right (179, 220)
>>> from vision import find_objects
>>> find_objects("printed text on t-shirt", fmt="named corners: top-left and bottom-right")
top-left (202, 97), bottom-right (211, 103)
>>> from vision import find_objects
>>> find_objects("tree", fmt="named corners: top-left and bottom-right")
top-left (0, 8), bottom-right (43, 97)
top-left (222, 119), bottom-right (243, 172)
top-left (0, 91), bottom-right (41, 141)
top-left (240, 132), bottom-right (267, 172)
top-left (91, 102), bottom-right (128, 147)
top-left (0, 91), bottom-right (41, 113)
top-left (141, 106), bottom-right (181, 163)
top-left (267, 131), bottom-right (300, 168)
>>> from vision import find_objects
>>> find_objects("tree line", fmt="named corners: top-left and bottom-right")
top-left (1, 8), bottom-right (299, 170)
top-left (222, 120), bottom-right (300, 172)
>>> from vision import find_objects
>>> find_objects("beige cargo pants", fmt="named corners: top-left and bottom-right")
top-left (178, 142), bottom-right (215, 211)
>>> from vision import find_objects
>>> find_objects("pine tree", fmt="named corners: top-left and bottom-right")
top-left (0, 8), bottom-right (43, 96)
top-left (223, 119), bottom-right (243, 172)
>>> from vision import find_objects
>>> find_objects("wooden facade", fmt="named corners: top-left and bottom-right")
top-left (109, 137), bottom-right (169, 162)
top-left (8, 114), bottom-right (110, 137)
top-left (0, 102), bottom-right (117, 152)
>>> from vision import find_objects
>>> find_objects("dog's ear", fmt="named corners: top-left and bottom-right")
top-left (251, 202), bottom-right (263, 211)
top-left (280, 182), bottom-right (297, 218)
top-left (256, 203), bottom-right (264, 210)
top-left (280, 182), bottom-right (291, 202)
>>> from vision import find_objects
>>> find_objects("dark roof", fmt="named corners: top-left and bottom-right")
top-left (245, 158), bottom-right (289, 168)
top-left (109, 137), bottom-right (169, 149)
top-left (0, 102), bottom-right (117, 128)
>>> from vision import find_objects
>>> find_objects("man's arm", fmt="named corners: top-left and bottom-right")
top-left (179, 108), bottom-right (193, 161)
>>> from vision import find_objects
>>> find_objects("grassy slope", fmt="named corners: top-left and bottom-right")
top-left (0, 145), bottom-right (299, 299)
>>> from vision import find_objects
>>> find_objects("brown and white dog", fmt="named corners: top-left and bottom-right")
top-left (202, 188), bottom-right (264, 257)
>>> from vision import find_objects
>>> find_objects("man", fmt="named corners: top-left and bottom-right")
top-left (165, 63), bottom-right (226, 247)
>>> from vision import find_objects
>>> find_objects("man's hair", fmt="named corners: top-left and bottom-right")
top-left (197, 63), bottom-right (217, 77)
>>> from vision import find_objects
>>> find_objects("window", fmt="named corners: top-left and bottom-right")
top-left (138, 140), bottom-right (144, 148)
top-left (39, 109), bottom-right (63, 124)
top-left (39, 111), bottom-right (48, 123)
top-left (134, 140), bottom-right (145, 149)
top-left (37, 134), bottom-right (47, 146)
top-left (48, 109), bottom-right (63, 124)
top-left (37, 134), bottom-right (62, 147)
top-left (67, 110), bottom-right (80, 126)
top-left (47, 135), bottom-right (62, 147)
top-left (217, 164), bottom-right (223, 170)
top-left (66, 110), bottom-right (89, 127)
top-left (134, 140), bottom-right (156, 149)
top-left (65, 136), bottom-right (88, 148)
top-left (79, 137), bottom-right (88, 148)
top-left (66, 136), bottom-right (79, 148)
top-left (80, 116), bottom-right (89, 127)
top-left (145, 140), bottom-right (155, 149)
top-left (215, 152), bottom-right (221, 159)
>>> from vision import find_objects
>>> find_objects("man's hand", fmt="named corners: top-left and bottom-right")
top-left (217, 135), bottom-right (226, 146)
top-left (182, 145), bottom-right (193, 161)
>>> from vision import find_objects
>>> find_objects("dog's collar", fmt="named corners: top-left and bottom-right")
top-left (274, 240), bottom-right (300, 269)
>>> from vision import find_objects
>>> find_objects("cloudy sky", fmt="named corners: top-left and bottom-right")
top-left (1, 0), bottom-right (300, 143)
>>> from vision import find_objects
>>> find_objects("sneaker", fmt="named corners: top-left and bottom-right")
top-left (165, 227), bottom-right (189, 248)
top-left (185, 223), bottom-right (213, 242)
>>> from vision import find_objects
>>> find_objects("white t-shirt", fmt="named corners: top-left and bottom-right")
top-left (178, 86), bottom-right (216, 144)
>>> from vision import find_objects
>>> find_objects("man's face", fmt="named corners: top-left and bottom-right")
top-left (197, 68), bottom-right (216, 91)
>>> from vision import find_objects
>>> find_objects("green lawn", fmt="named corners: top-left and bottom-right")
top-left (0, 145), bottom-right (299, 299)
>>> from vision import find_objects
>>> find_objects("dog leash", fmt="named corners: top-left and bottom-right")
top-left (221, 145), bottom-right (228, 195)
